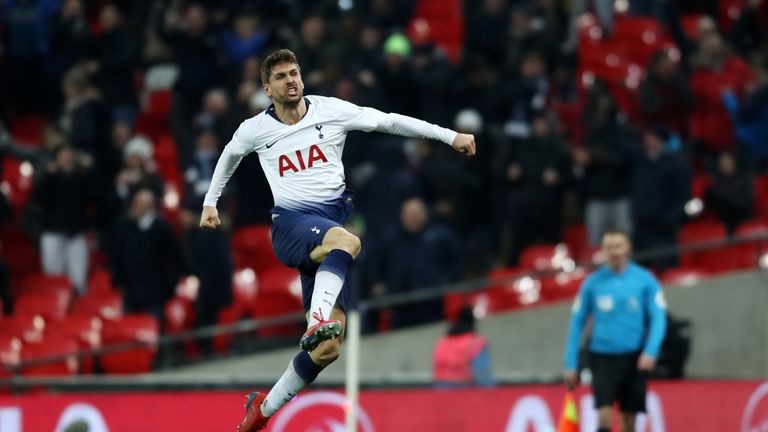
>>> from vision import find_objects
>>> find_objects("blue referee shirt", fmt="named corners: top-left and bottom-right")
top-left (564, 262), bottom-right (668, 371)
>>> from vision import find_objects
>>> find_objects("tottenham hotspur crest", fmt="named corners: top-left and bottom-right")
top-left (316, 125), bottom-right (324, 139)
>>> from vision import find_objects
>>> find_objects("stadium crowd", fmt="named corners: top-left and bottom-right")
top-left (0, 0), bottom-right (766, 334)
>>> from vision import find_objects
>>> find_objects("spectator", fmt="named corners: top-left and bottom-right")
top-left (108, 135), bottom-right (164, 218)
top-left (690, 33), bottom-right (755, 167)
top-left (729, 0), bottom-right (768, 56)
top-left (433, 306), bottom-right (494, 387)
top-left (371, 198), bottom-right (462, 329)
top-left (58, 67), bottom-right (104, 156)
top-left (83, 4), bottom-right (140, 121)
top-left (465, 0), bottom-right (509, 68)
top-left (503, 51), bottom-right (550, 139)
top-left (220, 13), bottom-right (268, 68)
top-left (497, 111), bottom-right (570, 264)
top-left (191, 89), bottom-right (239, 164)
top-left (179, 200), bottom-right (233, 353)
top-left (158, 3), bottom-right (221, 128)
top-left (705, 151), bottom-right (754, 234)
top-left (295, 15), bottom-right (342, 92)
top-left (631, 127), bottom-right (691, 270)
top-left (377, 33), bottom-right (417, 116)
top-left (722, 61), bottom-right (768, 163)
top-left (108, 189), bottom-right (186, 320)
top-left (563, 0), bottom-right (614, 53)
top-left (184, 131), bottom-right (220, 205)
top-left (574, 81), bottom-right (634, 245)
top-left (45, 0), bottom-right (91, 112)
top-left (638, 50), bottom-right (693, 137)
top-left (32, 144), bottom-right (97, 294)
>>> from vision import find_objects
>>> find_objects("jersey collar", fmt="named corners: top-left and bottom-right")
top-left (266, 97), bottom-right (311, 124)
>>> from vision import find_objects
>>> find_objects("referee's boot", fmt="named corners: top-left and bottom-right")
top-left (237, 392), bottom-right (269, 432)
top-left (299, 311), bottom-right (342, 352)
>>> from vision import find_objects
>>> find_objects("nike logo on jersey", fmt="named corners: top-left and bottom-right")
top-left (265, 141), bottom-right (277, 149)
top-left (316, 125), bottom-right (324, 139)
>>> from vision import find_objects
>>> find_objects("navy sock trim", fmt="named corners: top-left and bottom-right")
top-left (318, 249), bottom-right (353, 279)
top-left (292, 351), bottom-right (323, 383)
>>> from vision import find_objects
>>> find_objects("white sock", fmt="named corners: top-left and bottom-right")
top-left (308, 270), bottom-right (344, 326)
top-left (261, 361), bottom-right (308, 417)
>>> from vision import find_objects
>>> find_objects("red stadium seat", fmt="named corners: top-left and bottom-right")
top-left (232, 268), bottom-right (259, 316)
top-left (232, 225), bottom-right (284, 273)
top-left (660, 267), bottom-right (710, 286)
top-left (164, 296), bottom-right (199, 359)
top-left (0, 226), bottom-right (40, 282)
top-left (0, 335), bottom-right (22, 381)
top-left (49, 315), bottom-right (102, 374)
top-left (753, 176), bottom-right (768, 220)
top-left (481, 267), bottom-right (541, 313)
top-left (0, 314), bottom-right (46, 344)
top-left (562, 224), bottom-right (588, 264)
top-left (14, 289), bottom-right (72, 321)
top-left (71, 291), bottom-right (123, 321)
top-left (519, 244), bottom-right (573, 273)
top-left (732, 220), bottom-right (768, 269)
top-left (678, 221), bottom-right (729, 272)
top-left (213, 305), bottom-right (241, 354)
top-left (100, 314), bottom-right (159, 374)
top-left (19, 274), bottom-right (72, 295)
top-left (88, 270), bottom-right (115, 294)
top-left (252, 268), bottom-right (303, 337)
top-left (20, 336), bottom-right (79, 376)
top-left (540, 270), bottom-right (587, 302)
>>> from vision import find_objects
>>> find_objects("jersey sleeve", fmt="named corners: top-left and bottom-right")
top-left (564, 276), bottom-right (593, 371)
top-left (202, 123), bottom-right (256, 207)
top-left (331, 97), bottom-right (458, 145)
top-left (642, 273), bottom-right (668, 359)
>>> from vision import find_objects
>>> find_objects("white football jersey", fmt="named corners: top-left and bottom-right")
top-left (204, 95), bottom-right (457, 212)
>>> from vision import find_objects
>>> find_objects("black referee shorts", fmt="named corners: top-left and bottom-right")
top-left (589, 351), bottom-right (647, 413)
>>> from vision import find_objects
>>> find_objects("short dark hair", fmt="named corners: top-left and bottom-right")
top-left (602, 229), bottom-right (631, 241)
top-left (261, 49), bottom-right (300, 84)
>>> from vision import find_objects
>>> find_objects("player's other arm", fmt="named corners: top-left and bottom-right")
top-left (335, 99), bottom-right (476, 155)
top-left (200, 127), bottom-right (253, 228)
top-left (563, 278), bottom-right (592, 387)
top-left (639, 275), bottom-right (668, 371)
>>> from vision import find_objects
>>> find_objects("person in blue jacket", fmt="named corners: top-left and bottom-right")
top-left (564, 229), bottom-right (667, 432)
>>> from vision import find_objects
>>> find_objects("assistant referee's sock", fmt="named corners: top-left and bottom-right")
top-left (309, 249), bottom-right (353, 325)
top-left (261, 351), bottom-right (323, 417)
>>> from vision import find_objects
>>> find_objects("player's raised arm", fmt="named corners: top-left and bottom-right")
top-left (200, 126), bottom-right (253, 229)
top-left (332, 98), bottom-right (476, 156)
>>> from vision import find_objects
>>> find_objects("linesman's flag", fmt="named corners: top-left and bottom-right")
top-left (557, 391), bottom-right (579, 432)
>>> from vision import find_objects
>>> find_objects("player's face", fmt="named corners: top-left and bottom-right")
top-left (602, 233), bottom-right (631, 270)
top-left (264, 63), bottom-right (304, 106)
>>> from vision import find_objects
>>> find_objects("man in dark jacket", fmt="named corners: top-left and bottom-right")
top-left (371, 197), bottom-right (462, 329)
top-left (631, 127), bottom-right (692, 270)
top-left (34, 144), bottom-right (97, 294)
top-left (109, 189), bottom-right (186, 320)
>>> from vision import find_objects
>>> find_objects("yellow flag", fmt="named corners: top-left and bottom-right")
top-left (557, 391), bottom-right (579, 432)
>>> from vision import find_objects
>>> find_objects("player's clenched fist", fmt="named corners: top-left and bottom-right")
top-left (200, 206), bottom-right (221, 229)
top-left (452, 133), bottom-right (476, 156)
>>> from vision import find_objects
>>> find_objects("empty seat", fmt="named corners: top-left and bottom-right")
top-left (71, 291), bottom-right (123, 321)
top-left (252, 269), bottom-right (303, 337)
top-left (0, 335), bottom-right (22, 381)
top-left (100, 314), bottom-right (159, 374)
top-left (732, 221), bottom-right (768, 269)
top-left (49, 315), bottom-right (102, 374)
top-left (164, 296), bottom-right (199, 359)
top-left (232, 268), bottom-right (259, 316)
top-left (678, 222), bottom-right (729, 272)
top-left (660, 267), bottom-right (710, 286)
top-left (14, 289), bottom-right (72, 321)
top-left (20, 336), bottom-right (79, 376)
top-left (0, 314), bottom-right (46, 344)
top-left (540, 270), bottom-right (587, 302)
top-left (232, 225), bottom-right (284, 273)
top-left (19, 274), bottom-right (72, 295)
top-left (519, 244), bottom-right (573, 273)
top-left (88, 270), bottom-right (115, 294)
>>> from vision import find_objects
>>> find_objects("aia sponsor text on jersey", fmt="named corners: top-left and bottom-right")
top-left (278, 144), bottom-right (328, 177)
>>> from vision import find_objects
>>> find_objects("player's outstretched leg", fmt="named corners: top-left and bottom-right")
top-left (300, 227), bottom-right (359, 351)
top-left (236, 309), bottom-right (345, 432)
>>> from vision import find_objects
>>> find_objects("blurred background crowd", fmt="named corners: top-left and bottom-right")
top-left (0, 0), bottom-right (766, 342)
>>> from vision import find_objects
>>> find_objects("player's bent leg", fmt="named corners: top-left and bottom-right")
top-left (309, 306), bottom-right (346, 366)
top-left (597, 406), bottom-right (613, 432)
top-left (302, 228), bottom-right (357, 351)
top-left (620, 412), bottom-right (636, 432)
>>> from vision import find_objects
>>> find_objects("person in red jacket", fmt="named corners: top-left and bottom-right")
top-left (690, 33), bottom-right (754, 167)
top-left (433, 306), bottom-right (494, 387)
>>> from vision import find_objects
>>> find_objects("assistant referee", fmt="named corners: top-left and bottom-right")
top-left (564, 230), bottom-right (667, 432)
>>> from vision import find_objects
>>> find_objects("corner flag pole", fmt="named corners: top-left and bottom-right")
top-left (345, 284), bottom-right (362, 431)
